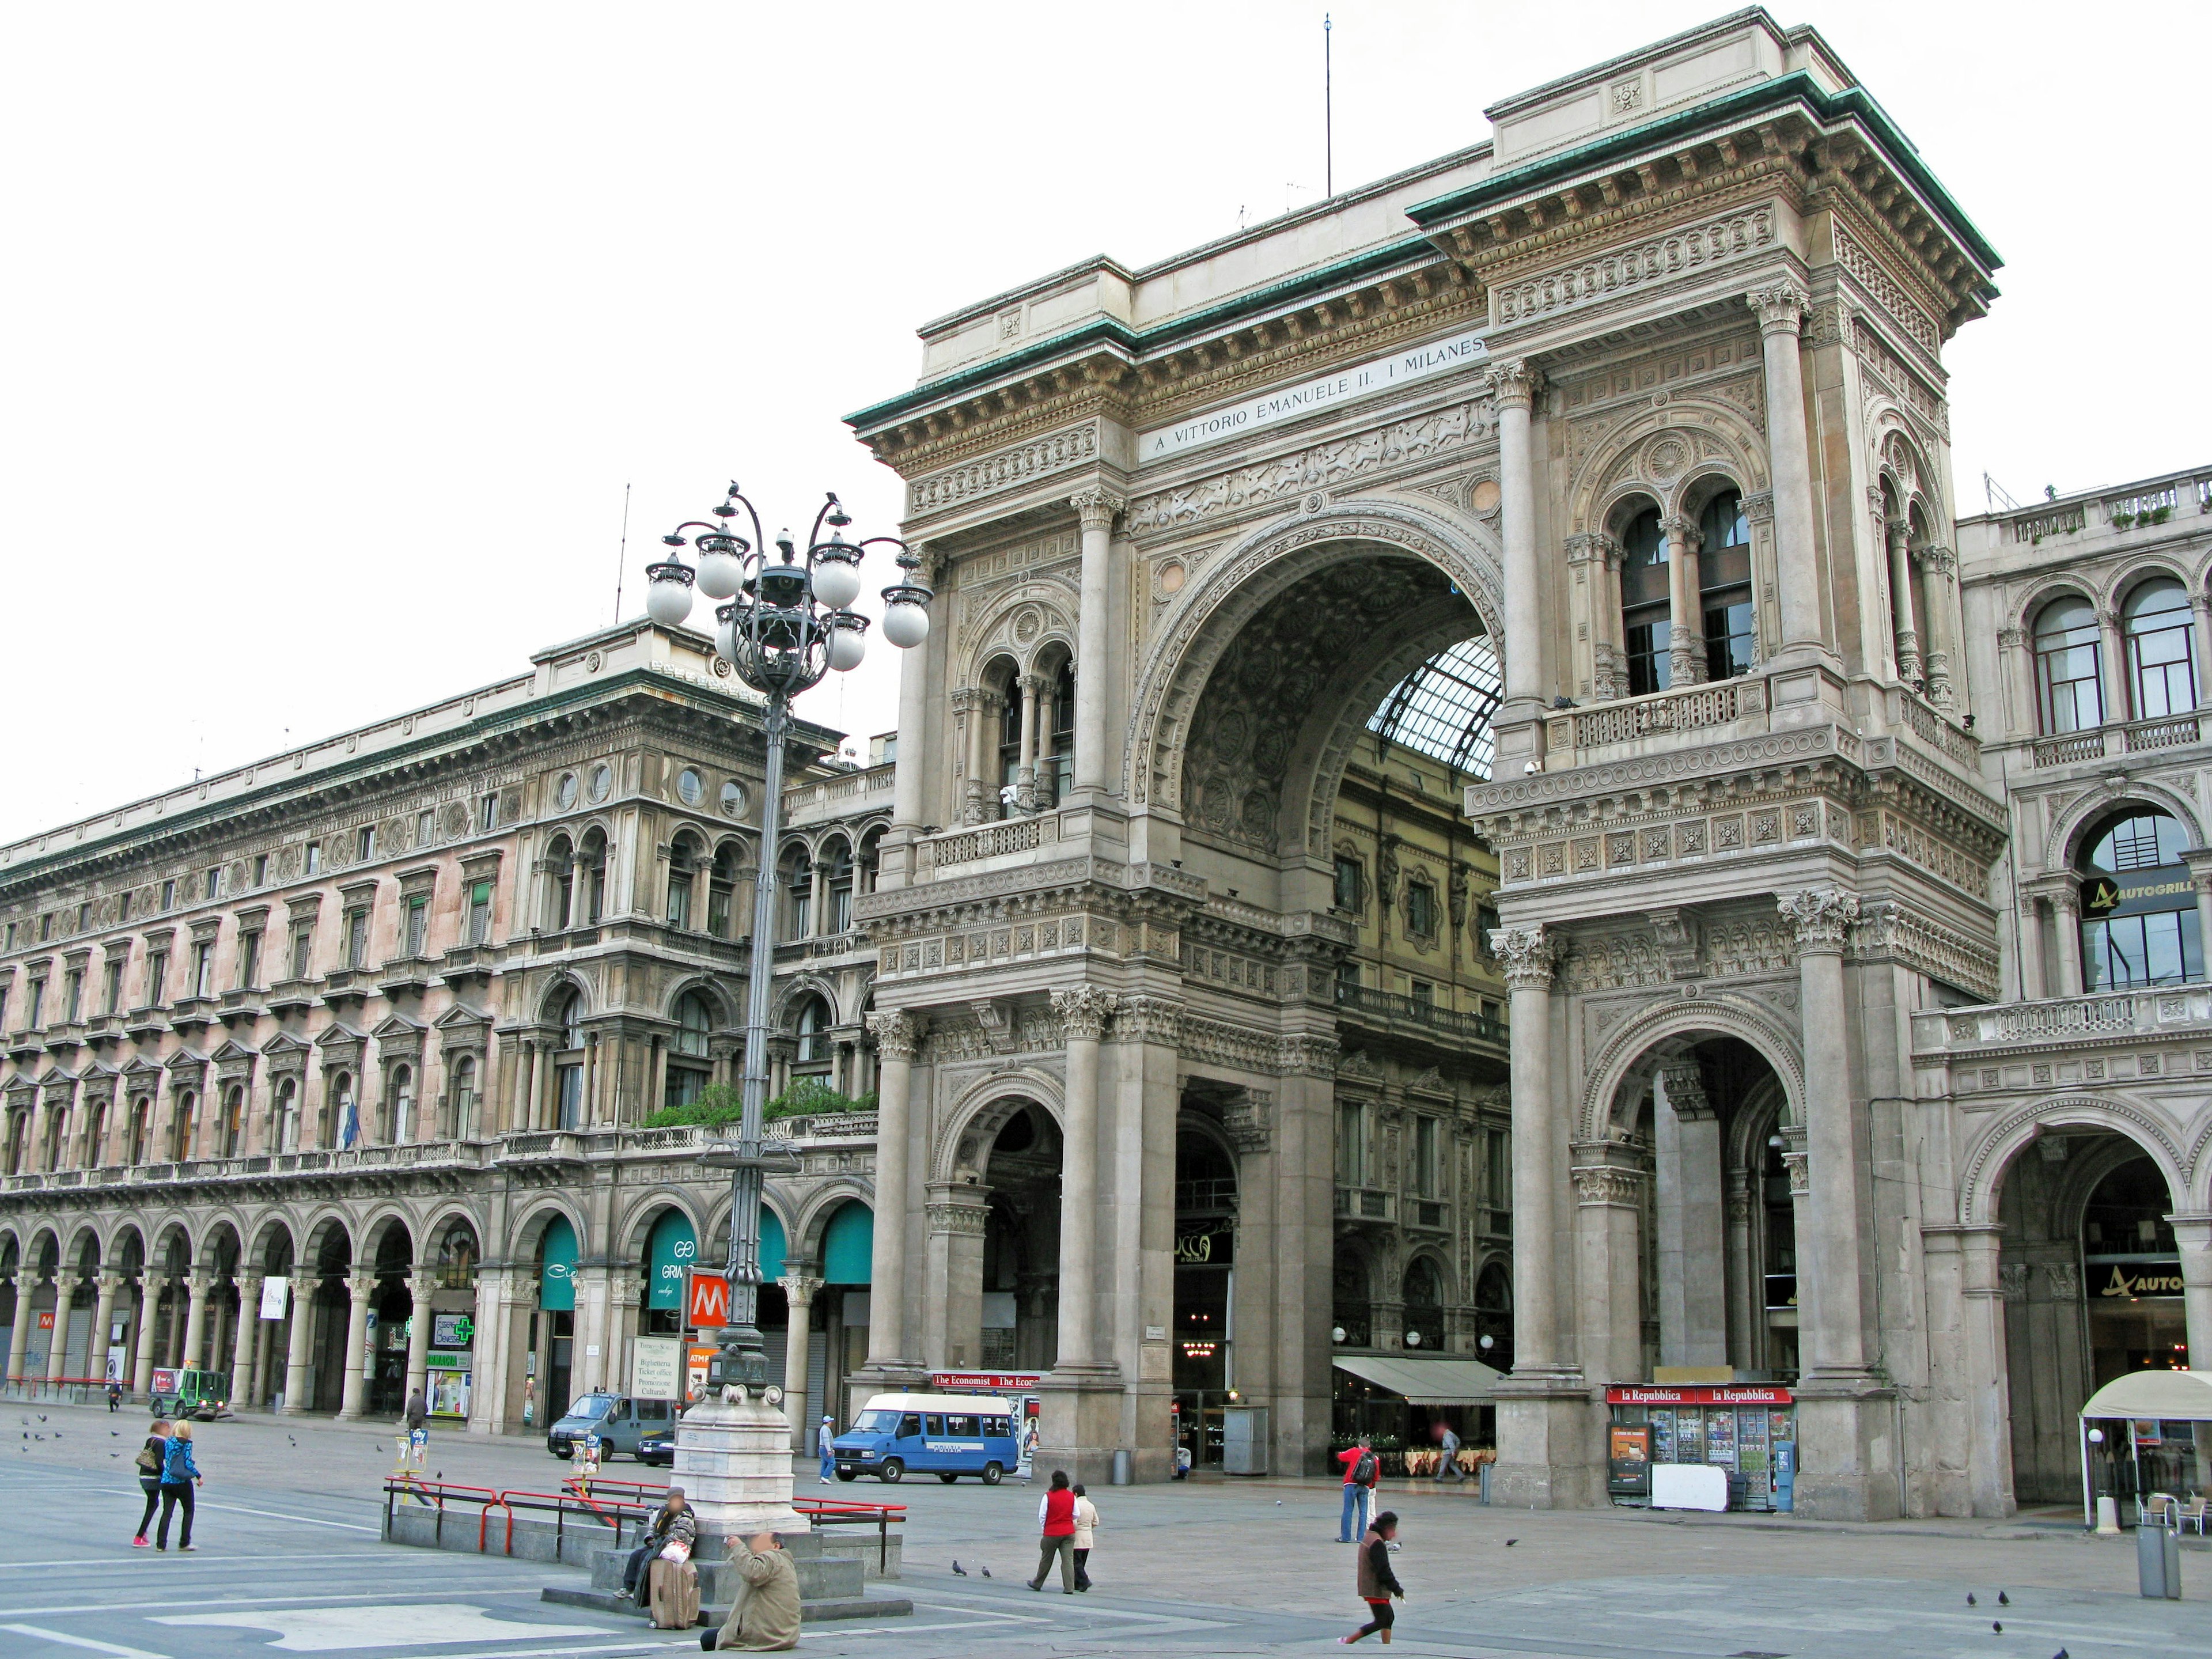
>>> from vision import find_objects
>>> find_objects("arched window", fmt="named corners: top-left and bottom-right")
top-left (796, 995), bottom-right (832, 1065)
top-left (1618, 506), bottom-right (1670, 695)
top-left (1698, 488), bottom-right (1755, 680)
top-left (545, 835), bottom-right (575, 931)
top-left (2035, 596), bottom-right (2104, 733)
top-left (221, 1084), bottom-right (245, 1157)
top-left (275, 1078), bottom-right (299, 1154)
top-left (1047, 658), bottom-right (1076, 806)
top-left (1332, 1251), bottom-right (1372, 1349)
top-left (552, 991), bottom-right (585, 1129)
top-left (85, 1100), bottom-right (108, 1168)
top-left (389, 1066), bottom-right (415, 1144)
top-left (435, 1219), bottom-right (479, 1290)
top-left (1474, 1261), bottom-right (1513, 1371)
top-left (857, 828), bottom-right (885, 896)
top-left (578, 829), bottom-right (608, 925)
top-left (997, 682), bottom-right (1023, 816)
top-left (449, 1056), bottom-right (478, 1141)
top-left (1403, 1257), bottom-right (1444, 1351)
top-left (666, 991), bottom-right (714, 1111)
top-left (2123, 578), bottom-right (2196, 720)
top-left (170, 1089), bottom-right (198, 1162)
top-left (707, 843), bottom-right (741, 938)
top-left (783, 845), bottom-right (813, 939)
top-left (825, 842), bottom-right (855, 934)
top-left (129, 1096), bottom-right (151, 1164)
top-left (325, 1070), bottom-right (355, 1149)
top-left (2078, 808), bottom-right (2202, 988)
top-left (666, 836), bottom-right (699, 931)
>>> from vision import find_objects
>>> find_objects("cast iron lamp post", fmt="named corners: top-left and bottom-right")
top-left (647, 480), bottom-right (930, 1396)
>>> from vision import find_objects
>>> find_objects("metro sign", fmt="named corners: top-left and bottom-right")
top-left (687, 1270), bottom-right (731, 1329)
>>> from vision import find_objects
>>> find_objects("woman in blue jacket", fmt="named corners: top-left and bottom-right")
top-left (156, 1421), bottom-right (203, 1551)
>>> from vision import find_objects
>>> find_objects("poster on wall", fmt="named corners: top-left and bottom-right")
top-left (260, 1277), bottom-right (290, 1320)
top-left (631, 1336), bottom-right (683, 1401)
top-left (687, 1344), bottom-right (716, 1401)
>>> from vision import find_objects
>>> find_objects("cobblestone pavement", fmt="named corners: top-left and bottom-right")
top-left (6, 1398), bottom-right (2208, 1657)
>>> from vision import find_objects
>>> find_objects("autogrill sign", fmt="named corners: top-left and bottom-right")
top-left (1137, 329), bottom-right (1488, 462)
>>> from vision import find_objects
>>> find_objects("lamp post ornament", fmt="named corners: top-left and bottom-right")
top-left (647, 482), bottom-right (930, 1399)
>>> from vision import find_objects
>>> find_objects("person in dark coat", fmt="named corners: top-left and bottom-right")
top-left (131, 1420), bottom-right (171, 1546)
top-left (404, 1389), bottom-right (428, 1433)
top-left (1338, 1510), bottom-right (1406, 1644)
top-left (621, 1487), bottom-right (697, 1605)
top-left (155, 1422), bottom-right (203, 1551)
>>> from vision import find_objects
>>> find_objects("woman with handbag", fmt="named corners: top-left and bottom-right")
top-left (130, 1420), bottom-right (171, 1547)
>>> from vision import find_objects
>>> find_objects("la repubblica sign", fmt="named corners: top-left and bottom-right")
top-left (1137, 328), bottom-right (1487, 462)
top-left (1605, 1384), bottom-right (1793, 1406)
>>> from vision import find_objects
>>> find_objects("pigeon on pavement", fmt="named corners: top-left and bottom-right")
top-left (1994, 1622), bottom-right (2003, 1633)
top-left (951, 1561), bottom-right (967, 1575)
top-left (1967, 1593), bottom-right (1976, 1605)
top-left (1998, 1592), bottom-right (2009, 1606)
top-left (1505, 1538), bottom-right (1518, 1547)
top-left (980, 1566), bottom-right (991, 1578)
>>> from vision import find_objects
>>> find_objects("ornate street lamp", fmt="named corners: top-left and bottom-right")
top-left (649, 481), bottom-right (930, 1398)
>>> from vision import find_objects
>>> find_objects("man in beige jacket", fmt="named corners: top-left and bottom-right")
top-left (702, 1532), bottom-right (800, 1653)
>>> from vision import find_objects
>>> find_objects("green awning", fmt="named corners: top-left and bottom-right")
top-left (647, 1210), bottom-right (697, 1311)
top-left (1332, 1353), bottom-right (1503, 1404)
top-left (759, 1207), bottom-right (787, 1286)
top-left (821, 1201), bottom-right (872, 1285)
top-left (539, 1216), bottom-right (577, 1312)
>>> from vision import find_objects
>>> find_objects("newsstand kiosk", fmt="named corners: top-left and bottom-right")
top-left (1606, 1383), bottom-right (1796, 1512)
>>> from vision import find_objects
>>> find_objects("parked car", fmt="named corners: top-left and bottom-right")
top-left (638, 1428), bottom-right (676, 1467)
top-left (830, 1392), bottom-right (1018, 1484)
top-left (546, 1392), bottom-right (677, 1460)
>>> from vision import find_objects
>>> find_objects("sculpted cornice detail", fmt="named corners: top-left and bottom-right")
top-left (1492, 204), bottom-right (1778, 329)
top-left (1069, 488), bottom-right (1124, 533)
top-left (865, 1009), bottom-right (926, 1062)
top-left (1049, 985), bottom-right (1119, 1041)
top-left (1177, 1014), bottom-right (1282, 1073)
top-left (1491, 925), bottom-right (1559, 991)
top-left (907, 422), bottom-right (1101, 518)
top-left (1779, 888), bottom-right (1859, 953)
top-left (1124, 400), bottom-right (1494, 537)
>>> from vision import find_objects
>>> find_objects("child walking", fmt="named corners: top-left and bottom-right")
top-left (1339, 1510), bottom-right (1405, 1644)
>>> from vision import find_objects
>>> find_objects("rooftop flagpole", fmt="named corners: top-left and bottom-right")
top-left (1324, 13), bottom-right (1334, 198)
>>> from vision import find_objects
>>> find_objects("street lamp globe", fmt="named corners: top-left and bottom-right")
top-left (881, 599), bottom-right (929, 648)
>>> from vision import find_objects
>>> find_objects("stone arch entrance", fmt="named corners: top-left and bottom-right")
top-left (928, 1093), bottom-right (1062, 1374)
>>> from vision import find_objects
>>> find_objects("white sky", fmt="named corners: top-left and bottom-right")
top-left (4, 2), bottom-right (2202, 845)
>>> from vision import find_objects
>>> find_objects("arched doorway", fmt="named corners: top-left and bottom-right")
top-left (1172, 1120), bottom-right (1237, 1469)
top-left (931, 1099), bottom-right (1059, 1376)
top-left (1996, 1129), bottom-right (2192, 1505)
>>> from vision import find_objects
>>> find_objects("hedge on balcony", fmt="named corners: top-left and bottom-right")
top-left (642, 1080), bottom-right (877, 1130)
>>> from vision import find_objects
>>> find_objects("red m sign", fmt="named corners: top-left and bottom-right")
top-left (687, 1271), bottom-right (730, 1329)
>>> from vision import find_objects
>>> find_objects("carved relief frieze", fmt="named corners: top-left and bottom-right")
top-left (1124, 400), bottom-right (1494, 537)
top-left (907, 422), bottom-right (1100, 518)
top-left (1494, 206), bottom-right (1777, 328)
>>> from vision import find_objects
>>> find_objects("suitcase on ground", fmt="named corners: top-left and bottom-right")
top-left (648, 1557), bottom-right (699, 1629)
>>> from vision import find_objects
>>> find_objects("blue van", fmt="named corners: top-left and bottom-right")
top-left (830, 1392), bottom-right (1020, 1484)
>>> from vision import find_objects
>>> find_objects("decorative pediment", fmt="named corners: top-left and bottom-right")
top-left (35, 1062), bottom-right (80, 1089)
top-left (79, 1063), bottom-right (119, 1104)
top-left (372, 1012), bottom-right (427, 1065)
top-left (262, 1031), bottom-right (312, 1077)
top-left (122, 1055), bottom-right (164, 1084)
top-left (211, 1039), bottom-right (260, 1082)
top-left (163, 1047), bottom-right (209, 1084)
top-left (1406, 1066), bottom-right (1450, 1100)
top-left (434, 1004), bottom-right (493, 1053)
top-left (314, 1022), bottom-right (366, 1066)
top-left (1336, 1048), bottom-right (1385, 1083)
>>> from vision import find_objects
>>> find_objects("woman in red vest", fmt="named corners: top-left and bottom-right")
top-left (1027, 1469), bottom-right (1078, 1593)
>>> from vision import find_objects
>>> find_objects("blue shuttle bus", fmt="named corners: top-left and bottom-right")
top-left (830, 1392), bottom-right (1019, 1484)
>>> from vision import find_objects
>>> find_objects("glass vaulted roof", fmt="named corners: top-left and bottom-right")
top-left (1366, 636), bottom-right (1501, 780)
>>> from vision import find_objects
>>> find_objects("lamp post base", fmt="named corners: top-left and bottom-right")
top-left (673, 1389), bottom-right (805, 1541)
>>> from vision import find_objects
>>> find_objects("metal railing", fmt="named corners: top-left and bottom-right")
top-left (382, 1476), bottom-right (655, 1556)
top-left (1333, 982), bottom-right (1506, 1044)
top-left (793, 1497), bottom-right (907, 1574)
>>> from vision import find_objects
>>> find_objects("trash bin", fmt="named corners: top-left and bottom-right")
top-left (1221, 1406), bottom-right (1269, 1475)
top-left (2138, 1517), bottom-right (2181, 1600)
top-left (1111, 1449), bottom-right (1132, 1486)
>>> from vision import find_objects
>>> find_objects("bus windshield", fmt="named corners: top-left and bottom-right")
top-left (853, 1410), bottom-right (903, 1432)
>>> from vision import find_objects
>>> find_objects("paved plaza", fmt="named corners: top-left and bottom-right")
top-left (1, 1400), bottom-right (2206, 1658)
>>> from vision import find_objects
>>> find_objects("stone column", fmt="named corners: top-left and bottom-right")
top-left (1662, 514), bottom-right (1705, 686)
top-left (1921, 544), bottom-right (1959, 710)
top-left (1780, 888), bottom-right (1895, 1521)
top-left (282, 1281), bottom-right (316, 1414)
top-left (1887, 520), bottom-right (1922, 685)
top-left (132, 1281), bottom-right (162, 1395)
top-left (858, 1009), bottom-right (924, 1378)
top-left (1487, 359), bottom-right (1544, 719)
top-left (90, 1272), bottom-right (122, 1387)
top-left (923, 1183), bottom-right (991, 1372)
top-left (1724, 1172), bottom-right (1758, 1371)
top-left (1069, 488), bottom-right (1121, 796)
top-left (1014, 674), bottom-right (1043, 812)
top-left (953, 688), bottom-right (988, 825)
top-left (1048, 987), bottom-right (1116, 1371)
top-left (1565, 535), bottom-right (1620, 699)
top-left (2097, 605), bottom-right (2127, 723)
top-left (2185, 854), bottom-right (2212, 971)
top-left (405, 1269), bottom-right (437, 1409)
top-left (2192, 593), bottom-right (2212, 707)
top-left (1488, 925), bottom-right (1594, 1506)
top-left (336, 1272), bottom-right (376, 1420)
top-left (2052, 889), bottom-right (2085, 996)
top-left (778, 1272), bottom-right (823, 1449)
top-left (249, 1311), bottom-right (274, 1409)
top-left (2172, 1213), bottom-right (2212, 1384)
top-left (44, 1275), bottom-right (78, 1383)
top-left (1997, 626), bottom-right (2035, 738)
top-left (2, 1275), bottom-right (31, 1384)
top-left (1956, 1225), bottom-right (2017, 1517)
top-left (2018, 899), bottom-right (2048, 1002)
top-left (1654, 1062), bottom-right (1727, 1366)
top-left (471, 1270), bottom-right (504, 1434)
top-left (1751, 285), bottom-right (1825, 659)
top-left (1571, 1154), bottom-right (1645, 1384)
top-left (229, 1275), bottom-right (262, 1402)
top-left (177, 1273), bottom-right (211, 1376)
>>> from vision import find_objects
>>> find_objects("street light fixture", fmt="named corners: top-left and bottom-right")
top-left (650, 480), bottom-right (930, 1397)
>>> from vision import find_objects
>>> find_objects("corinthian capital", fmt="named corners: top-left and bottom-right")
top-left (1490, 925), bottom-right (1559, 990)
top-left (1749, 283), bottom-right (1810, 338)
top-left (1069, 488), bottom-right (1125, 533)
top-left (1483, 357), bottom-right (1540, 412)
top-left (1778, 887), bottom-right (1859, 952)
top-left (1050, 984), bottom-right (1120, 1041)
top-left (865, 1007), bottom-right (927, 1061)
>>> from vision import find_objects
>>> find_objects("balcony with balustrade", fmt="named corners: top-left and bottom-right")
top-left (1909, 984), bottom-right (2212, 1097)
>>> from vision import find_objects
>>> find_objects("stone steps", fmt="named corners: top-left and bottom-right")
top-left (539, 1584), bottom-right (903, 1625)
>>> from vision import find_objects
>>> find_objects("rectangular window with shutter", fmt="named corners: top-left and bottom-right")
top-left (468, 880), bottom-right (492, 944)
top-left (405, 896), bottom-right (429, 957)
top-left (346, 909), bottom-right (369, 969)
top-left (290, 923), bottom-right (313, 980)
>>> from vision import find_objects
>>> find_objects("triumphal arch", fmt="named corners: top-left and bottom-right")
top-left (848, 10), bottom-right (2005, 1514)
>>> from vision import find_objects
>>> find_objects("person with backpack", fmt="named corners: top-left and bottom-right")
top-left (1335, 1436), bottom-right (1380, 1543)
top-left (131, 1419), bottom-right (171, 1547)
top-left (1025, 1469), bottom-right (1078, 1593)
top-left (1338, 1509), bottom-right (1407, 1645)
top-left (154, 1421), bottom-right (203, 1551)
